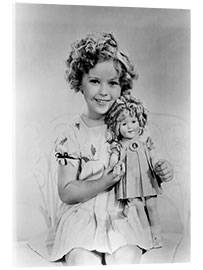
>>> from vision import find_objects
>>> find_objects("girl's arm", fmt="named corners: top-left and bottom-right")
top-left (58, 160), bottom-right (123, 204)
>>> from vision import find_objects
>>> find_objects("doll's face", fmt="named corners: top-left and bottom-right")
top-left (119, 115), bottom-right (139, 140)
top-left (81, 60), bottom-right (121, 120)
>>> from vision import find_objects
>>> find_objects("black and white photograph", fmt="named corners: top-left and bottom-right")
top-left (13, 2), bottom-right (190, 267)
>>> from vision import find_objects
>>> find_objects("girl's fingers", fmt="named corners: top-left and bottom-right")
top-left (157, 168), bottom-right (173, 182)
top-left (160, 173), bottom-right (173, 182)
top-left (155, 160), bottom-right (172, 173)
top-left (156, 166), bottom-right (170, 176)
top-left (154, 159), bottom-right (174, 182)
top-left (121, 162), bottom-right (126, 173)
top-left (112, 161), bottom-right (125, 181)
top-left (113, 175), bottom-right (122, 183)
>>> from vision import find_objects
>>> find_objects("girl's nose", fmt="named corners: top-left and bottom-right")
top-left (99, 83), bottom-right (108, 96)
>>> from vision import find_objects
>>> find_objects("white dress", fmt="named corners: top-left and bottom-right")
top-left (28, 115), bottom-right (152, 261)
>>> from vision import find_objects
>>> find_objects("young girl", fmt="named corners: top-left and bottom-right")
top-left (105, 94), bottom-right (172, 248)
top-left (28, 32), bottom-right (173, 265)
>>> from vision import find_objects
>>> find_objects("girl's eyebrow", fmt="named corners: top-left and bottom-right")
top-left (109, 76), bottom-right (120, 80)
top-left (87, 75), bottom-right (99, 79)
top-left (87, 75), bottom-right (119, 80)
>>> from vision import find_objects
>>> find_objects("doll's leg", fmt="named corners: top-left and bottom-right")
top-left (145, 196), bottom-right (162, 248)
top-left (145, 196), bottom-right (160, 226)
top-left (105, 245), bottom-right (142, 265)
top-left (126, 198), bottom-right (152, 244)
top-left (132, 198), bottom-right (150, 228)
top-left (65, 248), bottom-right (102, 265)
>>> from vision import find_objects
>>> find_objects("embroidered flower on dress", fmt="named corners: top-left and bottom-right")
top-left (91, 144), bottom-right (96, 157)
top-left (80, 144), bottom-right (97, 163)
top-left (75, 122), bottom-right (80, 130)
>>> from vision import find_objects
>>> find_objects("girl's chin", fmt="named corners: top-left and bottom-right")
top-left (88, 102), bottom-right (113, 119)
top-left (95, 106), bottom-right (111, 115)
top-left (87, 110), bottom-right (107, 120)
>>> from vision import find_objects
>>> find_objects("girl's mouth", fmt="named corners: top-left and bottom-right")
top-left (94, 98), bottom-right (110, 106)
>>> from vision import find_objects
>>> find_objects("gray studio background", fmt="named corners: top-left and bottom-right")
top-left (15, 3), bottom-right (190, 245)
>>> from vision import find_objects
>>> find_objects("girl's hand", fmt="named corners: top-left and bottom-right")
top-left (154, 159), bottom-right (174, 182)
top-left (113, 161), bottom-right (125, 178)
top-left (105, 161), bottom-right (125, 184)
top-left (109, 153), bottom-right (119, 170)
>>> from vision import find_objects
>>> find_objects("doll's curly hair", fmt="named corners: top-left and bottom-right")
top-left (105, 95), bottom-right (148, 141)
top-left (65, 32), bottom-right (138, 94)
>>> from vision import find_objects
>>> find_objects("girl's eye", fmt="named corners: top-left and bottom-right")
top-left (132, 120), bottom-right (137, 124)
top-left (122, 122), bottom-right (127, 126)
top-left (109, 81), bottom-right (119, 86)
top-left (89, 79), bottom-right (100, 84)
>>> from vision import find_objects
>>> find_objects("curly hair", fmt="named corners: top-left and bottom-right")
top-left (105, 95), bottom-right (148, 141)
top-left (65, 32), bottom-right (138, 94)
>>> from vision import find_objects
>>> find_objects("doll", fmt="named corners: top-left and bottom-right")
top-left (105, 94), bottom-right (171, 248)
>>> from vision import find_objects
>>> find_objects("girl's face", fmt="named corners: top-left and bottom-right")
top-left (81, 60), bottom-right (121, 120)
top-left (119, 115), bottom-right (139, 140)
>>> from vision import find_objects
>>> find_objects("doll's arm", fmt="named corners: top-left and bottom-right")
top-left (149, 148), bottom-right (159, 168)
top-left (145, 135), bottom-right (159, 167)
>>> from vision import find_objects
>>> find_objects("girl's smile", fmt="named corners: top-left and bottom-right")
top-left (81, 60), bottom-right (121, 120)
top-left (94, 98), bottom-right (110, 106)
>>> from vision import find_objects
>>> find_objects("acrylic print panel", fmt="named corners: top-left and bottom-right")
top-left (14, 2), bottom-right (190, 267)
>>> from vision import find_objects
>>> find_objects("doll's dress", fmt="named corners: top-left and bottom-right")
top-left (28, 115), bottom-right (152, 261)
top-left (113, 133), bottom-right (162, 200)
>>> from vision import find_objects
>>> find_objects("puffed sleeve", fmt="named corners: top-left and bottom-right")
top-left (54, 123), bottom-right (81, 167)
top-left (141, 127), bottom-right (155, 151)
top-left (141, 127), bottom-right (160, 167)
top-left (110, 141), bottom-right (122, 156)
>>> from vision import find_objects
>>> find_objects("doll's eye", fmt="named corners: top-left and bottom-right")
top-left (132, 120), bottom-right (137, 124)
top-left (122, 122), bottom-right (127, 126)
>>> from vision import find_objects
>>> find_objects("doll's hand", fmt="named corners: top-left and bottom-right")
top-left (154, 159), bottom-right (174, 182)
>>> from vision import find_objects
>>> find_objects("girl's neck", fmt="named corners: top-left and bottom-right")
top-left (80, 113), bottom-right (105, 128)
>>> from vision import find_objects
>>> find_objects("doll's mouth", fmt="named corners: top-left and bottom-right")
top-left (127, 130), bottom-right (136, 135)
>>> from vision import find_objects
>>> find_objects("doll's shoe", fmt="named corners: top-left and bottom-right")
top-left (152, 235), bottom-right (163, 249)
